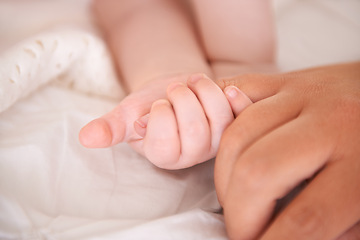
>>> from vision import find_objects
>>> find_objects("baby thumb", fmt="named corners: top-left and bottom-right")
top-left (79, 110), bottom-right (127, 148)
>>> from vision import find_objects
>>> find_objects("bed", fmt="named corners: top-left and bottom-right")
top-left (1, 0), bottom-right (359, 239)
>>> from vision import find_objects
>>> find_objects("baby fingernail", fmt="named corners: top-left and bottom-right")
top-left (188, 73), bottom-right (205, 84)
top-left (152, 99), bottom-right (171, 109)
top-left (167, 82), bottom-right (185, 92)
top-left (135, 114), bottom-right (149, 128)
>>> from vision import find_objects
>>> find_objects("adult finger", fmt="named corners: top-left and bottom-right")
top-left (222, 114), bottom-right (334, 239)
top-left (262, 157), bottom-right (360, 240)
top-left (215, 92), bottom-right (302, 203)
top-left (187, 74), bottom-right (234, 152)
top-left (337, 220), bottom-right (360, 240)
top-left (216, 73), bottom-right (285, 102)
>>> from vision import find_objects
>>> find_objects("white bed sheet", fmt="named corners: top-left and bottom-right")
top-left (0, 0), bottom-right (359, 239)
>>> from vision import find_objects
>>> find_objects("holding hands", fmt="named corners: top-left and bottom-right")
top-left (77, 1), bottom-right (360, 239)
top-left (79, 0), bottom-right (274, 169)
top-left (134, 73), bottom-right (252, 169)
top-left (215, 62), bottom-right (360, 240)
top-left (80, 62), bottom-right (360, 240)
top-left (80, 72), bottom-right (251, 169)
top-left (134, 74), bottom-right (234, 169)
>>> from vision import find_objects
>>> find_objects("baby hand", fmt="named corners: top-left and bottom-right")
top-left (79, 73), bottom-right (194, 148)
top-left (133, 74), bottom-right (252, 169)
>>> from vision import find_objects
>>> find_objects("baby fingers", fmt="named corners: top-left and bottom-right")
top-left (166, 82), bottom-right (211, 168)
top-left (187, 74), bottom-right (234, 154)
top-left (143, 99), bottom-right (180, 169)
top-left (142, 82), bottom-right (213, 169)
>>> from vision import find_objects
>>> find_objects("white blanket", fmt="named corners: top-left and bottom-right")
top-left (1, 0), bottom-right (359, 239)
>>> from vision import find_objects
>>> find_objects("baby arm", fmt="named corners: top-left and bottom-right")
top-left (79, 0), bottom-right (211, 148)
top-left (190, 0), bottom-right (276, 78)
top-left (133, 74), bottom-right (252, 169)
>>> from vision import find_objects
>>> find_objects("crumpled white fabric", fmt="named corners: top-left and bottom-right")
top-left (0, 28), bottom-right (124, 113)
top-left (0, 0), bottom-right (359, 239)
top-left (0, 86), bottom-right (224, 240)
top-left (0, 1), bottom-right (225, 239)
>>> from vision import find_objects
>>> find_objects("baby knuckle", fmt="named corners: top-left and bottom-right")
top-left (211, 114), bottom-right (234, 131)
top-left (146, 139), bottom-right (179, 168)
top-left (183, 121), bottom-right (207, 139)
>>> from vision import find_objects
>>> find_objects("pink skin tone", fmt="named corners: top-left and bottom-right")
top-left (77, 0), bottom-right (360, 239)
top-left (79, 0), bottom-right (274, 169)
top-left (133, 74), bottom-right (252, 169)
top-left (79, 73), bottom-right (252, 170)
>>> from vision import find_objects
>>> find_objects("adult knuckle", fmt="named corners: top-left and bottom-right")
top-left (218, 124), bottom-right (247, 159)
top-left (219, 73), bottom-right (258, 89)
top-left (336, 97), bottom-right (360, 117)
top-left (219, 132), bottom-right (238, 156)
top-left (283, 206), bottom-right (325, 238)
top-left (338, 221), bottom-right (360, 240)
top-left (301, 81), bottom-right (327, 96)
top-left (233, 159), bottom-right (269, 191)
top-left (222, 122), bottom-right (245, 143)
top-left (220, 126), bottom-right (233, 145)
top-left (325, 97), bottom-right (360, 134)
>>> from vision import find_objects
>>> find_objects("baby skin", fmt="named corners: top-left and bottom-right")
top-left (79, 0), bottom-right (274, 169)
top-left (133, 74), bottom-right (253, 169)
top-left (80, 74), bottom-right (252, 169)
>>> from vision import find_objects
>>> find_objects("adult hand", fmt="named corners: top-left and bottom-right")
top-left (215, 62), bottom-right (360, 240)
